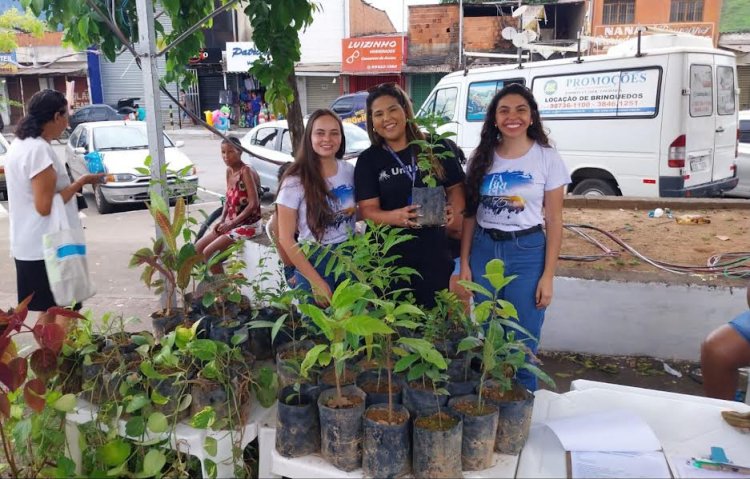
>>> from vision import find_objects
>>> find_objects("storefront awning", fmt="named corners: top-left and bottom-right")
top-left (402, 64), bottom-right (454, 74)
top-left (294, 62), bottom-right (342, 75)
top-left (1, 65), bottom-right (87, 76)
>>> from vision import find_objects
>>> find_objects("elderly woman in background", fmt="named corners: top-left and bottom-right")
top-left (6, 89), bottom-right (102, 311)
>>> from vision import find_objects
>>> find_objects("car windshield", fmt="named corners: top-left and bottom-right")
top-left (343, 124), bottom-right (370, 154)
top-left (93, 125), bottom-right (174, 151)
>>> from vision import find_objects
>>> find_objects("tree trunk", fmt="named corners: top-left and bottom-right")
top-left (286, 71), bottom-right (305, 158)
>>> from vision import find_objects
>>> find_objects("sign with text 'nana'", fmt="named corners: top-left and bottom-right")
top-left (594, 22), bottom-right (715, 42)
top-left (341, 36), bottom-right (404, 74)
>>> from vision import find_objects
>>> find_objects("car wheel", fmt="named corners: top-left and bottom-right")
top-left (571, 179), bottom-right (619, 197)
top-left (94, 185), bottom-right (115, 214)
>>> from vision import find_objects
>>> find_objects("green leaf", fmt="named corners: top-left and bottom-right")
top-left (330, 280), bottom-right (369, 310)
top-left (147, 412), bottom-right (168, 433)
top-left (188, 339), bottom-right (218, 361)
top-left (393, 353), bottom-right (419, 373)
top-left (342, 315), bottom-right (394, 336)
top-left (190, 406), bottom-right (216, 429)
top-left (138, 449), bottom-right (167, 478)
top-left (204, 436), bottom-right (218, 457)
top-left (175, 326), bottom-right (194, 349)
top-left (300, 344), bottom-right (327, 377)
top-left (125, 416), bottom-right (146, 437)
top-left (457, 337), bottom-right (482, 353)
top-left (392, 304), bottom-right (424, 318)
top-left (177, 393), bottom-right (192, 412)
top-left (298, 304), bottom-right (332, 340)
top-left (97, 439), bottom-right (131, 467)
top-left (231, 330), bottom-right (249, 346)
top-left (140, 361), bottom-right (167, 380)
top-left (52, 393), bottom-right (77, 412)
top-left (126, 394), bottom-right (150, 413)
top-left (457, 280), bottom-right (493, 299)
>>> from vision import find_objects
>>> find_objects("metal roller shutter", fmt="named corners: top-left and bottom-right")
top-left (197, 74), bottom-right (225, 113)
top-left (410, 73), bottom-right (446, 113)
top-left (305, 76), bottom-right (340, 114)
top-left (739, 65), bottom-right (750, 110)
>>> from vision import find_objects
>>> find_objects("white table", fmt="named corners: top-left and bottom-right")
top-left (65, 398), bottom-right (275, 478)
top-left (256, 411), bottom-right (520, 478)
top-left (517, 380), bottom-right (750, 478)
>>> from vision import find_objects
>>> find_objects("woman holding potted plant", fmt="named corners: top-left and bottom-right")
top-left (195, 136), bottom-right (262, 274)
top-left (276, 109), bottom-right (356, 306)
top-left (459, 83), bottom-right (570, 391)
top-left (354, 83), bottom-right (465, 307)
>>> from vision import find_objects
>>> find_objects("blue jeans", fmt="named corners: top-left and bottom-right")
top-left (291, 242), bottom-right (348, 300)
top-left (469, 227), bottom-right (547, 391)
top-left (730, 311), bottom-right (750, 343)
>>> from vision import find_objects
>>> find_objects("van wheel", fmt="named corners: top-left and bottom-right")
top-left (94, 185), bottom-right (114, 214)
top-left (571, 179), bottom-right (618, 197)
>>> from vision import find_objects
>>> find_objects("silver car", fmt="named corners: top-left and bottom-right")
top-left (65, 121), bottom-right (198, 213)
top-left (240, 119), bottom-right (371, 194)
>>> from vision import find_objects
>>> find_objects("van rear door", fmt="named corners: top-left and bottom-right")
top-left (713, 56), bottom-right (738, 183)
top-left (684, 55), bottom-right (716, 189)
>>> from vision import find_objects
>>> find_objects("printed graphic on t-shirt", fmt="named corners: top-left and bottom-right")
top-left (328, 184), bottom-right (356, 230)
top-left (479, 170), bottom-right (533, 217)
top-left (378, 164), bottom-right (417, 185)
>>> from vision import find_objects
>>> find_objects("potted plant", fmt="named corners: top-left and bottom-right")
top-left (298, 279), bottom-right (393, 472)
top-left (459, 259), bottom-right (555, 457)
top-left (130, 193), bottom-right (203, 338)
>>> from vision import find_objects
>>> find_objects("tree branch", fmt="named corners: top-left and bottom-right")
top-left (156, 0), bottom-right (241, 57)
top-left (84, 0), bottom-right (139, 61)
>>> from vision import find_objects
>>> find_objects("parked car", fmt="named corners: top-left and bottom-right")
top-left (729, 110), bottom-right (750, 197)
top-left (68, 104), bottom-right (126, 132)
top-left (330, 92), bottom-right (368, 129)
top-left (65, 121), bottom-right (198, 214)
top-left (240, 119), bottom-right (370, 194)
top-left (0, 133), bottom-right (10, 200)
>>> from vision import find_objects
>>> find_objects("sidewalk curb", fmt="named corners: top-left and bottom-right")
top-left (563, 195), bottom-right (750, 210)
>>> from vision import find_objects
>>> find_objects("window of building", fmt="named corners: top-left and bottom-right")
top-left (602, 0), bottom-right (635, 25)
top-left (670, 0), bottom-right (704, 22)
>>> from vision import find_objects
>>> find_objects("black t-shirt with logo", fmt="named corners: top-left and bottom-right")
top-left (354, 139), bottom-right (465, 307)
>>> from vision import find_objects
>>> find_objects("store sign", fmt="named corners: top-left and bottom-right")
top-left (341, 36), bottom-right (404, 74)
top-left (226, 42), bottom-right (261, 72)
top-left (188, 48), bottom-right (222, 65)
top-left (593, 22), bottom-right (714, 41)
top-left (0, 52), bottom-right (17, 72)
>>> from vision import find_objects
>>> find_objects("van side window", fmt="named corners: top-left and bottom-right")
top-left (421, 88), bottom-right (458, 121)
top-left (716, 66), bottom-right (735, 116)
top-left (689, 64), bottom-right (713, 117)
top-left (466, 79), bottom-right (525, 121)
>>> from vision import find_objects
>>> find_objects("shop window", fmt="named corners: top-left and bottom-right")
top-left (602, 0), bottom-right (635, 25)
top-left (670, 0), bottom-right (703, 22)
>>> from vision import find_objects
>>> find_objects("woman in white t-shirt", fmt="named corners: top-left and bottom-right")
top-left (6, 89), bottom-right (103, 311)
top-left (276, 109), bottom-right (356, 307)
top-left (459, 83), bottom-right (571, 391)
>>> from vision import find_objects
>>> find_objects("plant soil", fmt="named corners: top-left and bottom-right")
top-left (408, 379), bottom-right (440, 392)
top-left (415, 411), bottom-right (460, 431)
top-left (452, 399), bottom-right (495, 417)
top-left (326, 393), bottom-right (364, 409)
top-left (365, 406), bottom-right (408, 426)
top-left (360, 378), bottom-right (401, 395)
top-left (484, 383), bottom-right (526, 402)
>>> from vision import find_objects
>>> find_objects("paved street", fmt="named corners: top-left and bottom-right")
top-left (0, 130), bottom-right (272, 328)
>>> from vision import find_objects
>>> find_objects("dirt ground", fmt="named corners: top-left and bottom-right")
top-left (539, 205), bottom-right (750, 397)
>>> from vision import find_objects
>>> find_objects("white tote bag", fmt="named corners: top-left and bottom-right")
top-left (43, 194), bottom-right (96, 305)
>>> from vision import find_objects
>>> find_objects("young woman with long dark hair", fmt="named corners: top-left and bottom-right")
top-left (354, 83), bottom-right (465, 307)
top-left (6, 89), bottom-right (103, 311)
top-left (276, 109), bottom-right (356, 306)
top-left (459, 83), bottom-right (570, 391)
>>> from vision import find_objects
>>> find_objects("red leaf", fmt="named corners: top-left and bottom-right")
top-left (0, 337), bottom-right (10, 360)
top-left (30, 349), bottom-right (57, 383)
top-left (0, 394), bottom-right (9, 418)
top-left (16, 294), bottom-right (33, 318)
top-left (0, 363), bottom-right (11, 391)
top-left (45, 307), bottom-right (85, 321)
top-left (23, 379), bottom-right (45, 412)
top-left (32, 323), bottom-right (65, 354)
top-left (7, 357), bottom-right (27, 391)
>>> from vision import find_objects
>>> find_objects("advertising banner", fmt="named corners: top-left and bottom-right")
top-left (341, 36), bottom-right (404, 74)
top-left (226, 42), bottom-right (261, 73)
top-left (532, 68), bottom-right (661, 118)
top-left (593, 22), bottom-right (714, 42)
top-left (0, 52), bottom-right (17, 72)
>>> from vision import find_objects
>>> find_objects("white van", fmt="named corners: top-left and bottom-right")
top-left (418, 34), bottom-right (739, 197)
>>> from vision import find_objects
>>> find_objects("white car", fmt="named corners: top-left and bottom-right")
top-left (240, 119), bottom-right (371, 194)
top-left (0, 133), bottom-right (11, 200)
top-left (730, 110), bottom-right (750, 198)
top-left (65, 121), bottom-right (198, 213)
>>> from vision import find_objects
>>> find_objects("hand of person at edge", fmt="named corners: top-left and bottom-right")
top-left (536, 275), bottom-right (554, 309)
top-left (396, 204), bottom-right (421, 228)
top-left (312, 280), bottom-right (332, 308)
top-left (81, 173), bottom-right (107, 185)
top-left (215, 222), bottom-right (230, 235)
top-left (444, 203), bottom-right (454, 226)
top-left (458, 262), bottom-right (472, 284)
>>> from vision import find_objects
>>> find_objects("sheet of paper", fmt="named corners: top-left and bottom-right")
top-left (543, 410), bottom-right (661, 452)
top-left (570, 451), bottom-right (672, 478)
top-left (671, 456), bottom-right (750, 478)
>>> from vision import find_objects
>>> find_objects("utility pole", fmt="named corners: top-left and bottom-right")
top-left (458, 0), bottom-right (463, 68)
top-left (136, 0), bottom-right (170, 309)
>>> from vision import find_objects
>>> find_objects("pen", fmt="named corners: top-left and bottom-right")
top-left (692, 459), bottom-right (750, 475)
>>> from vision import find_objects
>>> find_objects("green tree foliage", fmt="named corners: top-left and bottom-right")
top-left (0, 8), bottom-right (45, 52)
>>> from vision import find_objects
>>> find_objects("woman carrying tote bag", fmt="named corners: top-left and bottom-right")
top-left (6, 89), bottom-right (103, 311)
